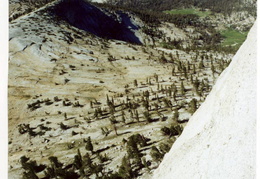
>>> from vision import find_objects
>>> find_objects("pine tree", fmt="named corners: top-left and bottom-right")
top-left (168, 87), bottom-right (172, 97)
top-left (134, 79), bottom-right (138, 87)
top-left (154, 73), bottom-right (159, 83)
top-left (127, 138), bottom-right (139, 158)
top-left (84, 152), bottom-right (92, 168)
top-left (199, 59), bottom-right (204, 69)
top-left (144, 90), bottom-right (150, 99)
top-left (48, 156), bottom-right (63, 169)
top-left (135, 110), bottom-right (139, 122)
top-left (126, 135), bottom-right (143, 167)
top-left (143, 111), bottom-right (151, 122)
top-left (159, 142), bottom-right (171, 155)
top-left (150, 146), bottom-right (163, 163)
top-left (183, 66), bottom-right (188, 79)
top-left (20, 156), bottom-right (30, 168)
top-left (91, 163), bottom-right (103, 177)
top-left (173, 109), bottom-right (179, 121)
top-left (193, 77), bottom-right (200, 92)
top-left (121, 111), bottom-right (126, 123)
top-left (172, 66), bottom-right (175, 76)
top-left (142, 157), bottom-right (150, 171)
top-left (77, 149), bottom-right (83, 163)
top-left (85, 137), bottom-right (94, 153)
top-left (170, 53), bottom-right (174, 63)
top-left (189, 73), bottom-right (193, 82)
top-left (193, 64), bottom-right (196, 74)
top-left (176, 51), bottom-right (179, 59)
top-left (172, 83), bottom-right (177, 101)
top-left (200, 80), bottom-right (205, 91)
top-left (154, 103), bottom-right (159, 112)
top-left (181, 81), bottom-right (186, 96)
top-left (219, 61), bottom-right (224, 72)
top-left (97, 153), bottom-right (110, 163)
top-left (189, 98), bottom-right (197, 114)
top-left (20, 156), bottom-right (40, 179)
top-left (163, 98), bottom-right (171, 108)
top-left (106, 94), bottom-right (110, 106)
top-left (118, 156), bottom-right (133, 179)
top-left (187, 61), bottom-right (191, 71)
top-left (73, 150), bottom-right (83, 169)
top-left (110, 116), bottom-right (118, 136)
top-left (211, 61), bottom-right (215, 76)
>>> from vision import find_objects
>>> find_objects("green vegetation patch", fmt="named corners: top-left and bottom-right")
top-left (220, 28), bottom-right (248, 47)
top-left (164, 8), bottom-right (211, 17)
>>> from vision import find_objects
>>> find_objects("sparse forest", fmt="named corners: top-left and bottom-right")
top-left (8, 0), bottom-right (256, 178)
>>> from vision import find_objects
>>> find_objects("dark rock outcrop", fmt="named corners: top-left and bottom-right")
top-left (53, 0), bottom-right (142, 44)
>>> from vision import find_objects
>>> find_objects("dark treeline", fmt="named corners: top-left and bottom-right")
top-left (92, 2), bottom-right (201, 28)
top-left (194, 0), bottom-right (256, 15)
top-left (106, 0), bottom-right (256, 15)
top-left (106, 0), bottom-right (183, 12)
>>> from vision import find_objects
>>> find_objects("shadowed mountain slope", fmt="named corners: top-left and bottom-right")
top-left (53, 0), bottom-right (142, 44)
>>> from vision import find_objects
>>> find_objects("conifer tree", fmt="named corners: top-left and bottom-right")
top-left (187, 61), bottom-right (191, 71)
top-left (110, 116), bottom-right (118, 136)
top-left (143, 111), bottom-right (151, 122)
top-left (193, 64), bottom-right (196, 74)
top-left (200, 80), bottom-right (205, 91)
top-left (181, 81), bottom-right (186, 96)
top-left (159, 142), bottom-right (171, 155)
top-left (142, 157), bottom-right (150, 171)
top-left (189, 73), bottom-right (193, 82)
top-left (183, 66), bottom-right (188, 79)
top-left (134, 79), bottom-right (138, 87)
top-left (168, 87), bottom-right (172, 97)
top-left (172, 66), bottom-right (175, 76)
top-left (173, 109), bottom-right (179, 121)
top-left (121, 111), bottom-right (126, 123)
top-left (199, 59), bottom-right (204, 69)
top-left (118, 156), bottom-right (133, 179)
top-left (106, 94), bottom-right (110, 106)
top-left (135, 110), bottom-right (140, 122)
top-left (48, 156), bottom-right (63, 169)
top-left (170, 53), bottom-right (174, 63)
top-left (73, 150), bottom-right (83, 170)
top-left (20, 156), bottom-right (41, 179)
top-left (211, 61), bottom-right (215, 76)
top-left (154, 73), bottom-right (159, 83)
top-left (150, 146), bottom-right (163, 163)
top-left (176, 51), bottom-right (179, 59)
top-left (84, 152), bottom-right (92, 168)
top-left (85, 137), bottom-right (94, 153)
top-left (189, 98), bottom-right (198, 114)
top-left (193, 77), bottom-right (200, 92)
